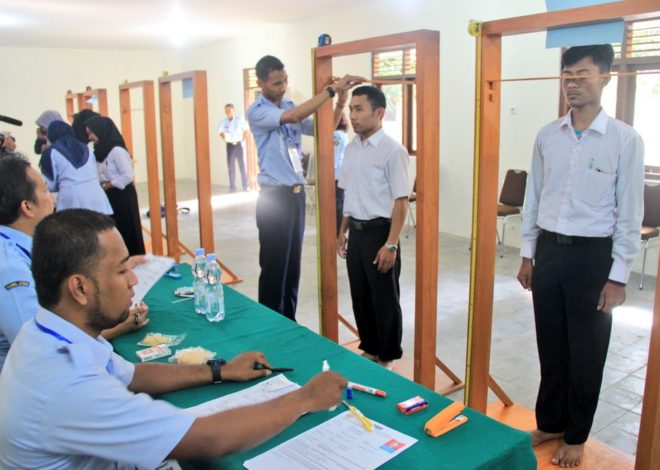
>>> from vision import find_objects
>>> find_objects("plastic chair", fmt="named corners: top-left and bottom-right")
top-left (639, 183), bottom-right (660, 289)
top-left (497, 169), bottom-right (527, 257)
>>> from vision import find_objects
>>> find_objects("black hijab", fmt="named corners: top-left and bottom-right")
top-left (85, 116), bottom-right (128, 163)
top-left (72, 109), bottom-right (100, 144)
top-left (39, 121), bottom-right (89, 181)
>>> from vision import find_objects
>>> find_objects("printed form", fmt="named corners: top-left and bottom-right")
top-left (244, 411), bottom-right (417, 470)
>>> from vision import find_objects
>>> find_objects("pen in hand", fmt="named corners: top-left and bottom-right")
top-left (253, 362), bottom-right (294, 373)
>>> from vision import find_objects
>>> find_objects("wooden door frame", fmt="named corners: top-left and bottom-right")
top-left (314, 30), bottom-right (440, 388)
top-left (470, 2), bottom-right (659, 467)
top-left (118, 80), bottom-right (163, 255)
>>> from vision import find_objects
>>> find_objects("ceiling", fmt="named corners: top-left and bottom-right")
top-left (0, 0), bottom-right (375, 50)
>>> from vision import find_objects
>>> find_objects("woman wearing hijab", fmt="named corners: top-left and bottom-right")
top-left (86, 115), bottom-right (145, 256)
top-left (40, 120), bottom-right (112, 215)
top-left (72, 109), bottom-right (100, 144)
top-left (34, 110), bottom-right (65, 155)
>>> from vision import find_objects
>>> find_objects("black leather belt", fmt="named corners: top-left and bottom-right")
top-left (540, 230), bottom-right (611, 246)
top-left (261, 184), bottom-right (304, 194)
top-left (349, 217), bottom-right (391, 231)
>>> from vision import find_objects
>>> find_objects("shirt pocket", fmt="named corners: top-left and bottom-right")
top-left (576, 167), bottom-right (615, 207)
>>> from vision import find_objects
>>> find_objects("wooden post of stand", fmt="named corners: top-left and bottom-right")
top-left (119, 80), bottom-right (164, 255)
top-left (314, 30), bottom-right (440, 389)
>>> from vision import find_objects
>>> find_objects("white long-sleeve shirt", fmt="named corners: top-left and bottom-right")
top-left (520, 109), bottom-right (645, 283)
top-left (97, 146), bottom-right (134, 190)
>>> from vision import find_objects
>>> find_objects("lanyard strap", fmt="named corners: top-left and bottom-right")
top-left (34, 320), bottom-right (72, 344)
top-left (0, 231), bottom-right (32, 260)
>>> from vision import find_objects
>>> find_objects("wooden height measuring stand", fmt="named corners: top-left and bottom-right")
top-left (467, 1), bottom-right (659, 468)
top-left (314, 30), bottom-right (442, 389)
top-left (65, 86), bottom-right (108, 122)
top-left (157, 70), bottom-right (241, 284)
top-left (118, 80), bottom-right (163, 256)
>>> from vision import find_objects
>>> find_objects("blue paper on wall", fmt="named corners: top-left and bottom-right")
top-left (182, 78), bottom-right (193, 99)
top-left (545, 0), bottom-right (625, 48)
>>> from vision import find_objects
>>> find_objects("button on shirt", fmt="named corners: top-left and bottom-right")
top-left (0, 226), bottom-right (36, 372)
top-left (218, 115), bottom-right (247, 144)
top-left (339, 128), bottom-right (410, 220)
top-left (247, 95), bottom-right (314, 186)
top-left (0, 308), bottom-right (195, 470)
top-left (97, 146), bottom-right (134, 190)
top-left (521, 109), bottom-right (645, 283)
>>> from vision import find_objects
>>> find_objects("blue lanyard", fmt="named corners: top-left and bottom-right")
top-left (0, 231), bottom-right (32, 260)
top-left (34, 320), bottom-right (72, 344)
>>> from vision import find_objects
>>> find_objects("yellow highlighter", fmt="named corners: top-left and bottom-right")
top-left (342, 400), bottom-right (374, 432)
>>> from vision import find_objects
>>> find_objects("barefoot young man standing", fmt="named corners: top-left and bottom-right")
top-left (517, 44), bottom-right (644, 467)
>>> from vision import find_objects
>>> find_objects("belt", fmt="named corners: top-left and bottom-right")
top-left (540, 229), bottom-right (611, 246)
top-left (349, 217), bottom-right (391, 231)
top-left (260, 184), bottom-right (304, 194)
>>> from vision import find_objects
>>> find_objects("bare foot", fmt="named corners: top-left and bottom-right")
top-left (530, 429), bottom-right (564, 447)
top-left (551, 442), bottom-right (584, 467)
top-left (360, 352), bottom-right (378, 362)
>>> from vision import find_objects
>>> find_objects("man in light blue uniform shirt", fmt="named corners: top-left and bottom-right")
top-left (0, 209), bottom-right (347, 469)
top-left (247, 54), bottom-right (364, 320)
top-left (0, 154), bottom-right (54, 371)
top-left (0, 155), bottom-right (149, 373)
top-left (218, 103), bottom-right (249, 192)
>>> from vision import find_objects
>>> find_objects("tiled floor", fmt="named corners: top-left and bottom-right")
top-left (137, 180), bottom-right (654, 458)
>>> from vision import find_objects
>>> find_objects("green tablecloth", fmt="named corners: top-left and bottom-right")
top-left (112, 269), bottom-right (536, 469)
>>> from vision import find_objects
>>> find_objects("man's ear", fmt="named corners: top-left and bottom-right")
top-left (376, 107), bottom-right (386, 120)
top-left (66, 274), bottom-right (91, 306)
top-left (19, 200), bottom-right (34, 219)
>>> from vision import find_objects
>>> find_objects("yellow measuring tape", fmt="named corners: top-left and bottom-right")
top-left (464, 19), bottom-right (483, 405)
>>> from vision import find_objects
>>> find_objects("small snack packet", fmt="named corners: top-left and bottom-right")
top-left (136, 344), bottom-right (172, 362)
top-left (138, 333), bottom-right (186, 347)
top-left (168, 347), bottom-right (216, 365)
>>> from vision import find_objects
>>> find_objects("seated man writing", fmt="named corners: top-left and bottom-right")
top-left (0, 208), bottom-right (346, 469)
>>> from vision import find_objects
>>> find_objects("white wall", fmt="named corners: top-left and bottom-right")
top-left (0, 46), bottom-right (182, 181)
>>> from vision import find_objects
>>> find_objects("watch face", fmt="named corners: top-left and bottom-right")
top-left (386, 244), bottom-right (397, 252)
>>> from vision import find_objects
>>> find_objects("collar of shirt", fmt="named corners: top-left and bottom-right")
top-left (560, 108), bottom-right (609, 137)
top-left (352, 127), bottom-right (386, 148)
top-left (255, 94), bottom-right (295, 110)
top-left (0, 225), bottom-right (33, 257)
top-left (35, 307), bottom-right (114, 372)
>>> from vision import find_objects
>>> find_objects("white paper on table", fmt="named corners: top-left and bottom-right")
top-left (185, 375), bottom-right (300, 417)
top-left (243, 411), bottom-right (417, 470)
top-left (131, 254), bottom-right (175, 304)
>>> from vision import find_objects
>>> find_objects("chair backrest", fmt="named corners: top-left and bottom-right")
top-left (499, 169), bottom-right (527, 207)
top-left (643, 183), bottom-right (660, 227)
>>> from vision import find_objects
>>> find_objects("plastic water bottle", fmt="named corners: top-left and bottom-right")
top-left (191, 248), bottom-right (207, 315)
top-left (205, 253), bottom-right (225, 322)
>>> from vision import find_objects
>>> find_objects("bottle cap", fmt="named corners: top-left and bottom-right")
top-left (195, 248), bottom-right (205, 256)
top-left (207, 253), bottom-right (216, 261)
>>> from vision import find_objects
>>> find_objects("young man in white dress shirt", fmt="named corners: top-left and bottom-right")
top-left (337, 86), bottom-right (409, 370)
top-left (517, 44), bottom-right (644, 467)
top-left (218, 103), bottom-right (249, 192)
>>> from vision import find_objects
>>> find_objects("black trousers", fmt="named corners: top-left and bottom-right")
top-left (226, 142), bottom-right (248, 191)
top-left (346, 219), bottom-right (403, 361)
top-left (105, 183), bottom-right (146, 256)
top-left (532, 232), bottom-right (613, 444)
top-left (256, 186), bottom-right (305, 321)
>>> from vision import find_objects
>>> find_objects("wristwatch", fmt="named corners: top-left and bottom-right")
top-left (325, 85), bottom-right (336, 98)
top-left (385, 243), bottom-right (398, 253)
top-left (206, 359), bottom-right (227, 383)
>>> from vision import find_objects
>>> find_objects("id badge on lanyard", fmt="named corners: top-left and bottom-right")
top-left (284, 125), bottom-right (304, 174)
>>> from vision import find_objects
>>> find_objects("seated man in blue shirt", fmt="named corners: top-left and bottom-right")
top-left (247, 54), bottom-right (364, 320)
top-left (0, 209), bottom-right (346, 469)
top-left (0, 155), bottom-right (149, 372)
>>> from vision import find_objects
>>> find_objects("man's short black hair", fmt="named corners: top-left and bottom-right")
top-left (255, 55), bottom-right (284, 81)
top-left (561, 44), bottom-right (614, 74)
top-left (0, 154), bottom-right (36, 226)
top-left (32, 209), bottom-right (116, 309)
top-left (225, 103), bottom-right (234, 109)
top-left (351, 86), bottom-right (387, 111)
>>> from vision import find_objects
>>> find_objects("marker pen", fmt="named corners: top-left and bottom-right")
top-left (347, 381), bottom-right (387, 397)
